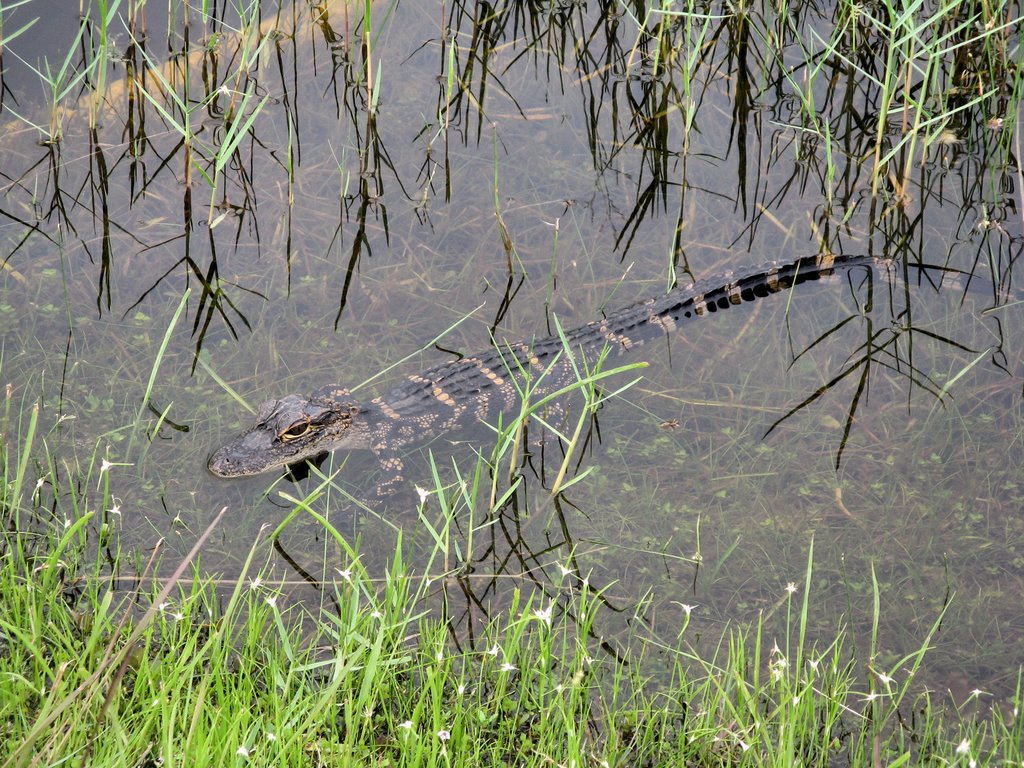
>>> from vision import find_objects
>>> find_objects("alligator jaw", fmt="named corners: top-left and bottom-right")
top-left (208, 428), bottom-right (290, 477)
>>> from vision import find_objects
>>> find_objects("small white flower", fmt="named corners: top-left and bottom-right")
top-left (956, 739), bottom-right (970, 755)
top-left (457, 684), bottom-right (465, 696)
top-left (436, 729), bottom-right (450, 741)
top-left (415, 486), bottom-right (430, 504)
top-left (487, 644), bottom-right (501, 657)
top-left (249, 577), bottom-right (263, 590)
top-left (680, 604), bottom-right (695, 616)
top-left (265, 596), bottom-right (277, 608)
top-left (100, 459), bottom-right (114, 474)
top-left (770, 657), bottom-right (788, 682)
top-left (337, 569), bottom-right (353, 583)
top-left (266, 732), bottom-right (276, 742)
top-left (236, 746), bottom-right (249, 757)
top-left (500, 662), bottom-right (516, 673)
top-left (399, 720), bottom-right (413, 730)
top-left (557, 563), bottom-right (573, 577)
top-left (533, 605), bottom-right (553, 626)
top-left (785, 582), bottom-right (798, 595)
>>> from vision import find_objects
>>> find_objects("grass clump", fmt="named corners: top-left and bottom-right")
top-left (3, 390), bottom-right (1024, 766)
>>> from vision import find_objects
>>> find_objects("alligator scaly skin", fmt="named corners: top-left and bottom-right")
top-left (207, 254), bottom-right (930, 494)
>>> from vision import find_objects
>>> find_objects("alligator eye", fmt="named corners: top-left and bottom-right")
top-left (279, 421), bottom-right (311, 442)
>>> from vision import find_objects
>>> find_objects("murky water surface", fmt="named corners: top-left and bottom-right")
top-left (1, 0), bottom-right (1021, 700)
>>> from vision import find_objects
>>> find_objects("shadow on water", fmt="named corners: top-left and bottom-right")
top-left (1, 0), bottom-right (1022, 700)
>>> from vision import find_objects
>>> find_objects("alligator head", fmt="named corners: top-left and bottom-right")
top-left (208, 386), bottom-right (371, 477)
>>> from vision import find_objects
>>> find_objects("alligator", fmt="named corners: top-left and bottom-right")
top-left (207, 253), bottom-right (977, 497)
